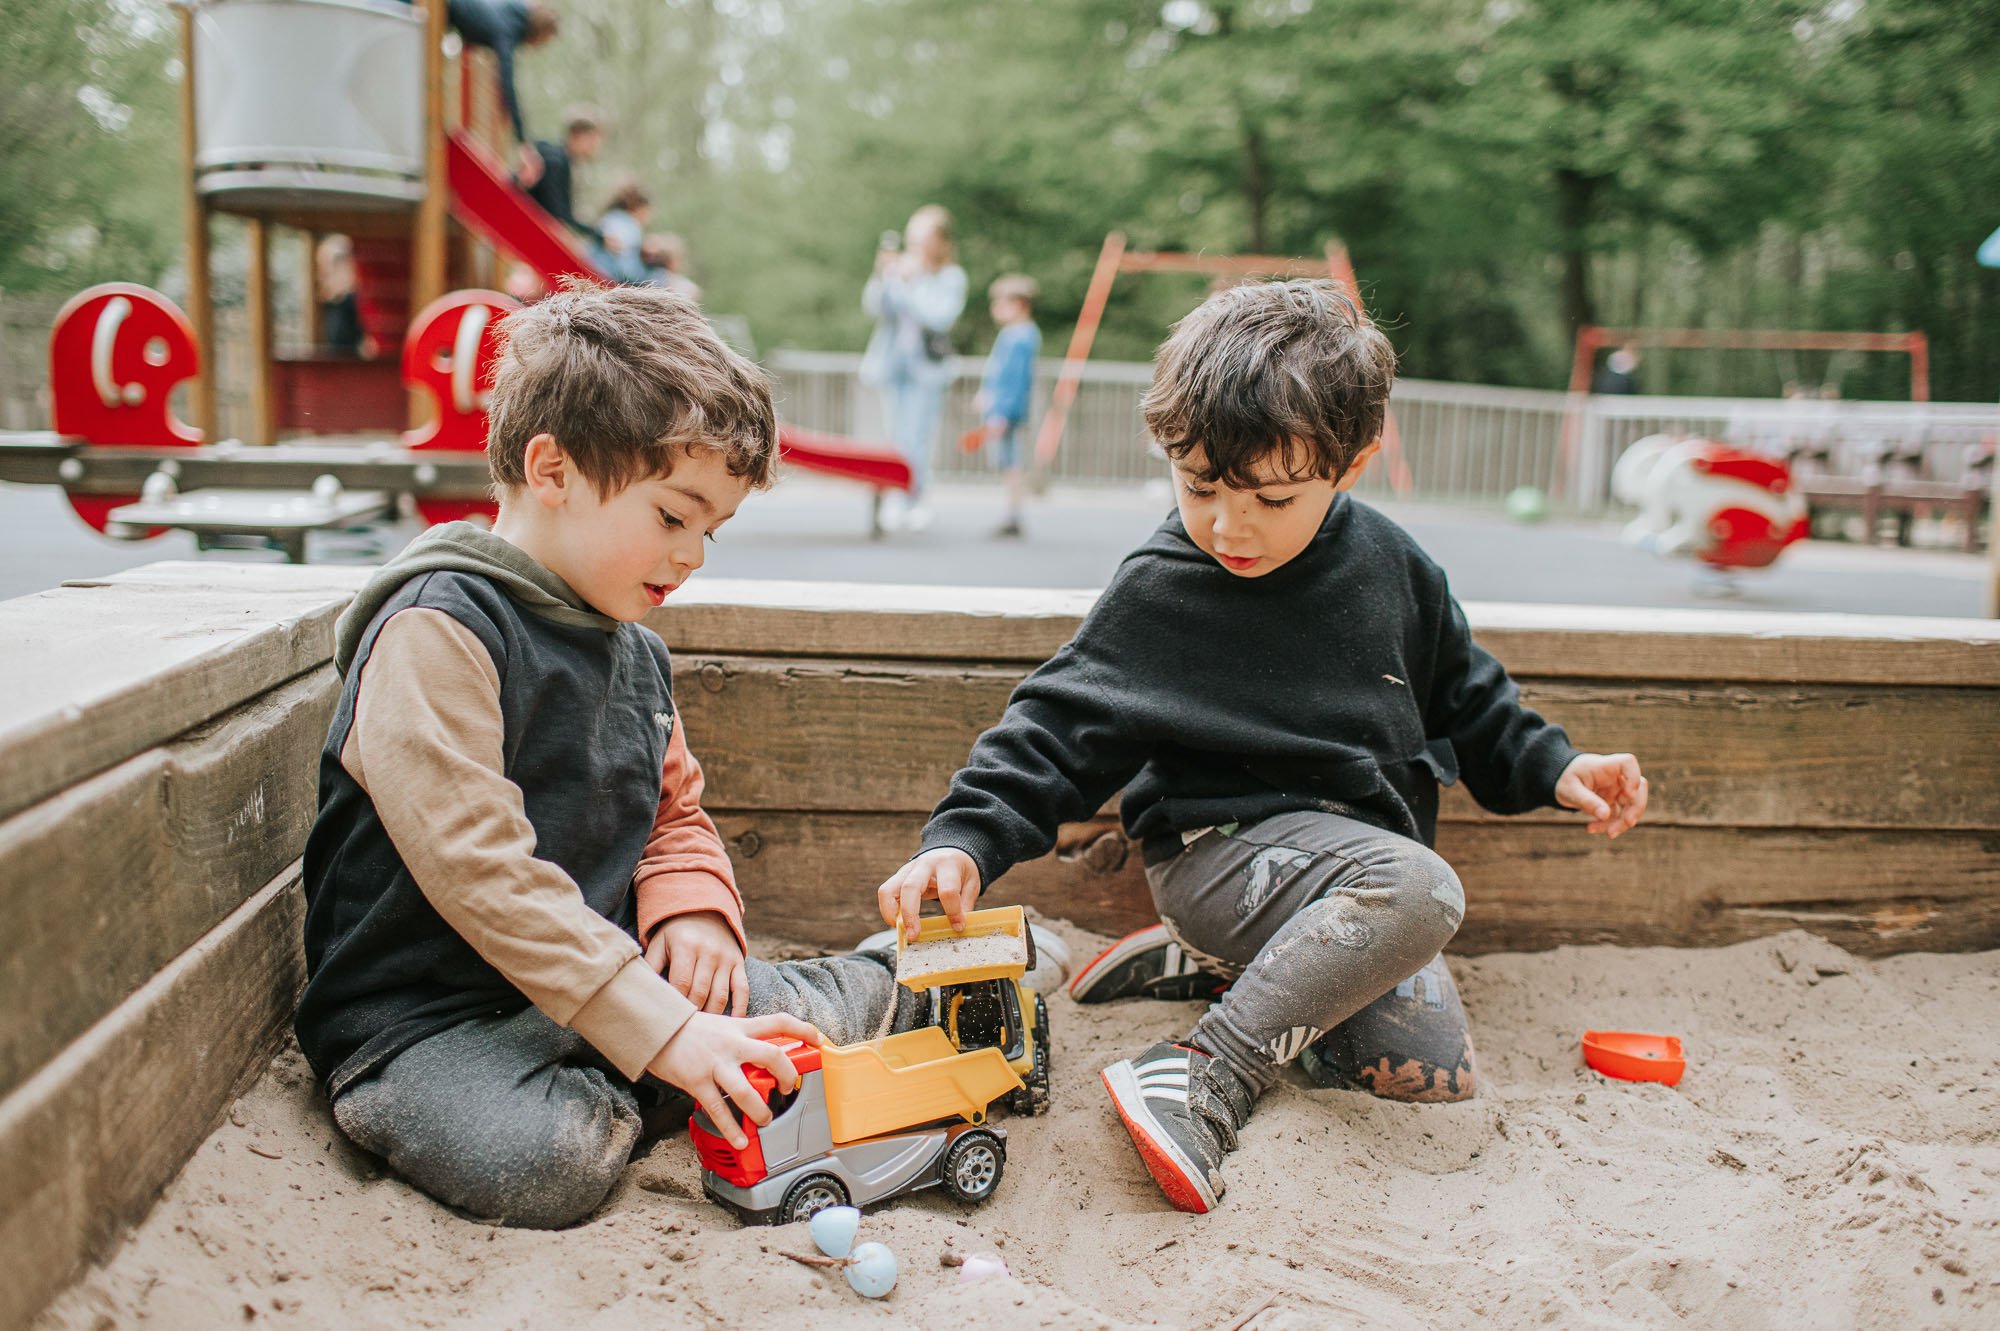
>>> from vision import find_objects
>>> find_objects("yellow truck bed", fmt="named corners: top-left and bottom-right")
top-left (820, 1027), bottom-right (1024, 1144)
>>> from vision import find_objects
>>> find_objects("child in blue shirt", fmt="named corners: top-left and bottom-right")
top-left (975, 275), bottom-right (1042, 537)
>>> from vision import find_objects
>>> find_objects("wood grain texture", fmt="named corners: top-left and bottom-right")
top-left (675, 655), bottom-right (2000, 831)
top-left (0, 567), bottom-right (362, 820)
top-left (0, 670), bottom-right (335, 1098)
top-left (0, 868), bottom-right (304, 1331)
top-left (655, 578), bottom-right (2000, 683)
top-left (712, 809), bottom-right (2000, 957)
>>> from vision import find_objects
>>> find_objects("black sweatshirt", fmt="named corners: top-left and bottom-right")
top-left (918, 495), bottom-right (1579, 887)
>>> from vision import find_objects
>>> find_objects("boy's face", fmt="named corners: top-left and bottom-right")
top-left (1171, 440), bottom-right (1379, 578)
top-left (990, 295), bottom-right (1028, 324)
top-left (509, 435), bottom-right (751, 621)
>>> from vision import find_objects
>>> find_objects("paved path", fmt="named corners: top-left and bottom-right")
top-left (2, 476), bottom-right (1988, 618)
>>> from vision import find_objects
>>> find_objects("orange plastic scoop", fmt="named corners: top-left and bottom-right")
top-left (1581, 1030), bottom-right (1686, 1086)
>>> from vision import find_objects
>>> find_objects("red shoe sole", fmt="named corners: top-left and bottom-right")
top-left (1069, 925), bottom-right (1169, 999)
top-left (1100, 1067), bottom-right (1214, 1214)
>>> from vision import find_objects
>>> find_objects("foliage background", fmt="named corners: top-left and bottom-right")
top-left (4, 0), bottom-right (1996, 400)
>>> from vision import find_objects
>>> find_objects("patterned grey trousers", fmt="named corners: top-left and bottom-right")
top-left (1147, 809), bottom-right (1475, 1100)
top-left (332, 953), bottom-right (906, 1229)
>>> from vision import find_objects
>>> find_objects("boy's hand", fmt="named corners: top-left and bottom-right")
top-left (876, 848), bottom-right (982, 940)
top-left (646, 911), bottom-right (748, 1016)
top-left (647, 1013), bottom-right (819, 1150)
top-left (1555, 753), bottom-right (1649, 839)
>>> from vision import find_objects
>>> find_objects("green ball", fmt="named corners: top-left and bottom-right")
top-left (1505, 485), bottom-right (1549, 524)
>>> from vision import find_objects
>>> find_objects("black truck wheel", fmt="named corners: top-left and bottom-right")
top-left (1006, 993), bottom-right (1052, 1116)
top-left (779, 1172), bottom-right (849, 1225)
top-left (941, 1130), bottom-right (1005, 1204)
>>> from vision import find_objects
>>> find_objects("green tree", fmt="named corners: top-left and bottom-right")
top-left (0, 0), bottom-right (179, 295)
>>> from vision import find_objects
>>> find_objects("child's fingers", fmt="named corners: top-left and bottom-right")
top-left (739, 1023), bottom-right (815, 1093)
top-left (898, 871), bottom-right (932, 941)
top-left (692, 954), bottom-right (722, 1013)
top-left (644, 930), bottom-right (669, 974)
top-left (717, 1062), bottom-right (771, 1127)
top-left (693, 1081), bottom-right (745, 1149)
top-left (666, 946), bottom-right (696, 1000)
top-left (875, 873), bottom-right (904, 929)
top-left (936, 857), bottom-right (970, 931)
top-left (728, 961), bottom-right (749, 1018)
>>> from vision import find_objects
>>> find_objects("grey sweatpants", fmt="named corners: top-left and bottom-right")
top-left (331, 953), bottom-right (905, 1229)
top-left (1148, 810), bottom-right (1471, 1098)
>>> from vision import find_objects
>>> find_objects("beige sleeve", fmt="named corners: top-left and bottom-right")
top-left (342, 607), bottom-right (695, 1079)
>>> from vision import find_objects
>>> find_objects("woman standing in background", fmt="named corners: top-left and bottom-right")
top-left (861, 205), bottom-right (967, 532)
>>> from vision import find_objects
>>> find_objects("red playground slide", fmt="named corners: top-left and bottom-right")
top-left (779, 427), bottom-right (912, 492)
top-left (442, 143), bottom-right (909, 501)
top-left (446, 131), bottom-right (606, 286)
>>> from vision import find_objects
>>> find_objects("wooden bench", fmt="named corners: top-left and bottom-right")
top-left (3, 563), bottom-right (1998, 1327)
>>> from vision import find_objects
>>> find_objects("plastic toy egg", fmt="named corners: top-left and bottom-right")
top-left (808, 1205), bottom-right (861, 1259)
top-left (845, 1241), bottom-right (898, 1298)
top-left (957, 1252), bottom-right (1009, 1285)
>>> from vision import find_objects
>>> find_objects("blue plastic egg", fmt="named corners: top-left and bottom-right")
top-left (845, 1241), bottom-right (898, 1299)
top-left (808, 1205), bottom-right (861, 1259)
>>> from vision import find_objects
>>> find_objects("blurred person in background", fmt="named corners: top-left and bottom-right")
top-left (861, 204), bottom-right (967, 532)
top-left (642, 233), bottom-right (702, 304)
top-left (595, 182), bottom-right (652, 284)
top-left (445, 0), bottom-right (559, 182)
top-left (316, 235), bottom-right (367, 358)
top-left (974, 273), bottom-right (1041, 538)
top-left (521, 112), bottom-right (605, 248)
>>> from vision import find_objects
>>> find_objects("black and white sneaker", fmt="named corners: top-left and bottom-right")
top-left (1100, 1041), bottom-right (1254, 1214)
top-left (1069, 925), bottom-right (1231, 1004)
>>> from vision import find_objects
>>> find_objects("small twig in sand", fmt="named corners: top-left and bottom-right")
top-left (777, 1250), bottom-right (845, 1270)
top-left (246, 1145), bottom-right (283, 1161)
top-left (1221, 1294), bottom-right (1278, 1330)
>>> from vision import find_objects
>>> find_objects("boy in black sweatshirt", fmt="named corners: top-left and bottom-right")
top-left (876, 280), bottom-right (1649, 1214)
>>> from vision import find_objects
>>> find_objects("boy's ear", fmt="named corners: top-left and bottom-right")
top-left (520, 433), bottom-right (573, 508)
top-left (1334, 440), bottom-right (1383, 493)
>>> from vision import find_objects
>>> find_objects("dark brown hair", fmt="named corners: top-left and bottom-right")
top-left (1140, 279), bottom-right (1396, 488)
top-left (485, 283), bottom-right (779, 494)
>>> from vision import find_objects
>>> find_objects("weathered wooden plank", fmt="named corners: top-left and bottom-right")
top-left (710, 809), bottom-right (2000, 958)
top-left (0, 867), bottom-right (304, 1331)
top-left (675, 655), bottom-right (2000, 831)
top-left (0, 670), bottom-right (335, 1098)
top-left (0, 563), bottom-right (363, 821)
top-left (658, 579), bottom-right (2000, 685)
top-left (1437, 822), bottom-right (2000, 955)
top-left (653, 579), bottom-right (1099, 664)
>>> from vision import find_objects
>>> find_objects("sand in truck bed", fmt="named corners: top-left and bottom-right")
top-left (33, 922), bottom-right (2000, 1330)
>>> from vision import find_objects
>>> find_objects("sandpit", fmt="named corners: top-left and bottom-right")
top-left (32, 923), bottom-right (2000, 1330)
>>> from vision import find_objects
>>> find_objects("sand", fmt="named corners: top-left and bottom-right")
top-left (33, 924), bottom-right (2000, 1331)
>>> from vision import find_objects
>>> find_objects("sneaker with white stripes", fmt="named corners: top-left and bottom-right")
top-left (1069, 924), bottom-right (1231, 1005)
top-left (1100, 1040), bottom-right (1254, 1214)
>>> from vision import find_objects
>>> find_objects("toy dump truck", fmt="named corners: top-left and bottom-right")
top-left (691, 906), bottom-right (1052, 1223)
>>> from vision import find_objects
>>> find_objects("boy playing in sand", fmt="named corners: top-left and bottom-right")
top-left (878, 280), bottom-right (1648, 1213)
top-left (297, 286), bottom-right (921, 1229)
top-left (975, 274), bottom-right (1042, 538)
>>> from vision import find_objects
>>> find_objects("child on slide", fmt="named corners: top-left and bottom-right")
top-left (878, 279), bottom-right (1648, 1213)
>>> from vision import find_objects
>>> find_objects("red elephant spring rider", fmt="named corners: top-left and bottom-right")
top-left (1612, 434), bottom-right (1809, 588)
top-left (48, 283), bottom-right (204, 533)
top-left (403, 289), bottom-right (521, 527)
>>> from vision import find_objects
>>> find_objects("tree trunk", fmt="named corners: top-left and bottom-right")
top-left (1555, 167), bottom-right (1598, 339)
top-left (1242, 121), bottom-right (1270, 255)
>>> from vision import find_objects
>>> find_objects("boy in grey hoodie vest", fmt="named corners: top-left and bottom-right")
top-left (299, 286), bottom-right (920, 1228)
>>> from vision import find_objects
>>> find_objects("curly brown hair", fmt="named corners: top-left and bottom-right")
top-left (1141, 279), bottom-right (1396, 488)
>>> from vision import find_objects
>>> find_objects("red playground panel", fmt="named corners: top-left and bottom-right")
top-left (779, 427), bottom-right (913, 492)
top-left (403, 289), bottom-right (521, 526)
top-left (48, 283), bottom-right (204, 533)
